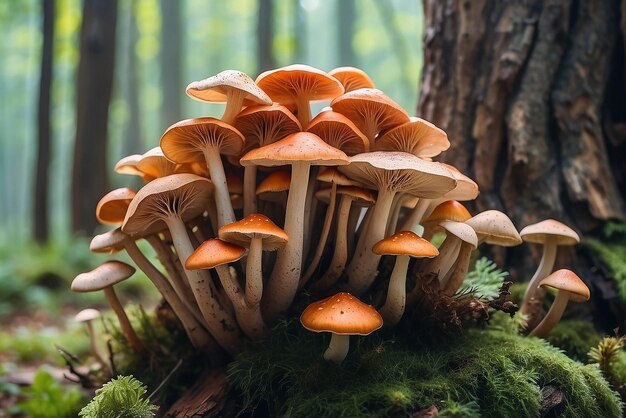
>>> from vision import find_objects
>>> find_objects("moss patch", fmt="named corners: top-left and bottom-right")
top-left (547, 320), bottom-right (602, 362)
top-left (228, 321), bottom-right (622, 418)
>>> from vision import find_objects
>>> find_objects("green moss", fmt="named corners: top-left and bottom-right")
top-left (228, 321), bottom-right (623, 418)
top-left (547, 320), bottom-right (602, 362)
top-left (585, 222), bottom-right (626, 305)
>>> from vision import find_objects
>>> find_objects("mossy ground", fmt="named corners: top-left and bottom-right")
top-left (228, 321), bottom-right (623, 418)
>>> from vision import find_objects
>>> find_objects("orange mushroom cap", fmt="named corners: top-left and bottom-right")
top-left (185, 238), bottom-right (246, 270)
top-left (422, 200), bottom-right (472, 225)
top-left (300, 292), bottom-right (383, 335)
top-left (219, 213), bottom-right (288, 250)
top-left (372, 231), bottom-right (439, 258)
top-left (96, 188), bottom-right (137, 225)
top-left (328, 67), bottom-right (376, 92)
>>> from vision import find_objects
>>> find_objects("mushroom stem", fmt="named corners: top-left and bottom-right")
top-left (324, 333), bottom-right (350, 364)
top-left (301, 182), bottom-right (337, 287)
top-left (222, 88), bottom-right (248, 125)
top-left (521, 237), bottom-right (557, 320)
top-left (399, 197), bottom-right (430, 233)
top-left (246, 237), bottom-right (263, 305)
top-left (124, 239), bottom-right (213, 350)
top-left (84, 321), bottom-right (109, 372)
top-left (379, 255), bottom-right (410, 326)
top-left (386, 193), bottom-right (406, 236)
top-left (296, 96), bottom-right (312, 128)
top-left (264, 161), bottom-right (310, 320)
top-left (103, 287), bottom-right (145, 353)
top-left (420, 236), bottom-right (461, 286)
top-left (442, 242), bottom-right (474, 296)
top-left (310, 196), bottom-right (353, 293)
top-left (203, 147), bottom-right (236, 228)
top-left (345, 187), bottom-right (396, 295)
top-left (167, 216), bottom-right (242, 354)
top-left (528, 291), bottom-right (569, 338)
top-left (243, 166), bottom-right (257, 217)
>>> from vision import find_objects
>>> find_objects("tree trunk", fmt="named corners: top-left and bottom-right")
top-left (34, 0), bottom-right (54, 243)
top-left (122, 0), bottom-right (142, 157)
top-left (160, 0), bottom-right (182, 130)
top-left (257, 0), bottom-right (276, 75)
top-left (337, 0), bottom-right (356, 66)
top-left (71, 0), bottom-right (117, 235)
top-left (418, 0), bottom-right (626, 322)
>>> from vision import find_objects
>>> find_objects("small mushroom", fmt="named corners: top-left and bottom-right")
top-left (300, 292), bottom-right (382, 364)
top-left (372, 231), bottom-right (439, 326)
top-left (74, 308), bottom-right (108, 371)
top-left (328, 67), bottom-right (376, 92)
top-left (529, 269), bottom-right (590, 338)
top-left (465, 210), bottom-right (522, 247)
top-left (71, 261), bottom-right (144, 353)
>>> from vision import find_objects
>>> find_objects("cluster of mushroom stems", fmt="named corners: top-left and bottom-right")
top-left (71, 65), bottom-right (590, 366)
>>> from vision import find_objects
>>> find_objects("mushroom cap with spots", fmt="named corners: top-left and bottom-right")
top-left (520, 219), bottom-right (580, 246)
top-left (219, 213), bottom-right (288, 250)
top-left (185, 238), bottom-right (246, 270)
top-left (465, 210), bottom-right (522, 246)
top-left (539, 269), bottom-right (590, 302)
top-left (372, 231), bottom-right (439, 258)
top-left (96, 188), bottom-right (137, 225)
top-left (328, 67), bottom-right (376, 92)
top-left (186, 69), bottom-right (272, 106)
top-left (300, 292), bottom-right (383, 336)
top-left (71, 261), bottom-right (136, 292)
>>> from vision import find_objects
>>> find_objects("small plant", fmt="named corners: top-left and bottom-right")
top-left (79, 375), bottom-right (158, 418)
top-left (16, 369), bottom-right (85, 418)
top-left (459, 257), bottom-right (509, 299)
top-left (589, 335), bottom-right (626, 388)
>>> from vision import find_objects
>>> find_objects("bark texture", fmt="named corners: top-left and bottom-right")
top-left (71, 0), bottom-right (117, 234)
top-left (418, 0), bottom-right (626, 323)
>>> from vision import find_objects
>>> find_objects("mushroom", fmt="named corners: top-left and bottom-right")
top-left (375, 116), bottom-right (450, 158)
top-left (328, 67), bottom-right (376, 92)
top-left (420, 200), bottom-right (472, 241)
top-left (90, 229), bottom-right (213, 350)
top-left (96, 188), bottom-right (137, 225)
top-left (160, 117), bottom-right (245, 228)
top-left (465, 210), bottom-right (522, 247)
top-left (186, 70), bottom-right (272, 124)
top-left (372, 231), bottom-right (439, 325)
top-left (240, 132), bottom-right (349, 321)
top-left (71, 261), bottom-right (144, 353)
top-left (186, 239), bottom-right (267, 339)
top-left (529, 269), bottom-right (590, 338)
top-left (306, 110), bottom-right (369, 155)
top-left (338, 152), bottom-right (456, 295)
top-left (234, 104), bottom-right (302, 216)
top-left (114, 154), bottom-right (150, 181)
top-left (122, 173), bottom-right (242, 354)
top-left (330, 88), bottom-right (409, 147)
top-left (520, 219), bottom-right (580, 328)
top-left (256, 64), bottom-right (344, 128)
top-left (74, 308), bottom-right (108, 371)
top-left (300, 292), bottom-right (382, 364)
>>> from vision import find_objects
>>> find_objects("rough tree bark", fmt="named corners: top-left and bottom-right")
top-left (34, 0), bottom-right (54, 243)
top-left (418, 0), bottom-right (626, 325)
top-left (71, 0), bottom-right (117, 235)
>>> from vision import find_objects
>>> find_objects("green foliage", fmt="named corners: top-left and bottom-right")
top-left (17, 369), bottom-right (85, 418)
top-left (589, 336), bottom-right (626, 388)
top-left (228, 321), bottom-right (623, 418)
top-left (0, 324), bottom-right (88, 364)
top-left (585, 221), bottom-right (626, 304)
top-left (546, 320), bottom-right (602, 362)
top-left (459, 257), bottom-right (508, 299)
top-left (438, 398), bottom-right (481, 418)
top-left (79, 375), bottom-right (158, 418)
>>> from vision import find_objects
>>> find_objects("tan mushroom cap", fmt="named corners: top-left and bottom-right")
top-left (234, 103), bottom-right (302, 151)
top-left (256, 170), bottom-right (291, 195)
top-left (376, 117), bottom-right (450, 158)
top-left (75, 308), bottom-right (101, 323)
top-left (219, 213), bottom-right (288, 250)
top-left (96, 188), bottom-right (137, 225)
top-left (90, 229), bottom-right (127, 254)
top-left (240, 132), bottom-right (350, 168)
top-left (466, 210), bottom-right (522, 246)
top-left (330, 88), bottom-right (409, 141)
top-left (539, 269), bottom-right (590, 302)
top-left (160, 117), bottom-right (245, 163)
top-left (338, 152), bottom-right (456, 198)
top-left (372, 231), bottom-right (439, 258)
top-left (122, 174), bottom-right (214, 235)
top-left (317, 167), bottom-right (363, 187)
top-left (114, 154), bottom-right (149, 180)
top-left (300, 292), bottom-right (383, 335)
top-left (328, 67), bottom-right (376, 92)
top-left (186, 70), bottom-right (272, 106)
top-left (255, 64), bottom-right (344, 104)
top-left (439, 221), bottom-right (478, 248)
top-left (520, 219), bottom-right (580, 246)
top-left (306, 111), bottom-right (369, 155)
top-left (71, 261), bottom-right (136, 292)
top-left (422, 201), bottom-right (472, 225)
top-left (185, 238), bottom-right (246, 270)
top-left (438, 164), bottom-right (479, 201)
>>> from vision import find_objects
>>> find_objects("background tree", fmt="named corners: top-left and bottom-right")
top-left (417, 0), bottom-right (626, 324)
top-left (159, 0), bottom-right (182, 130)
top-left (34, 0), bottom-right (54, 243)
top-left (71, 0), bottom-right (118, 235)
top-left (257, 0), bottom-right (276, 74)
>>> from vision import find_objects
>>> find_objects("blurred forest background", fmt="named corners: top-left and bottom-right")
top-left (0, 0), bottom-right (424, 247)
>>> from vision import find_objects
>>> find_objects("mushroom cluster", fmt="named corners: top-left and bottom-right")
top-left (72, 65), bottom-right (590, 366)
